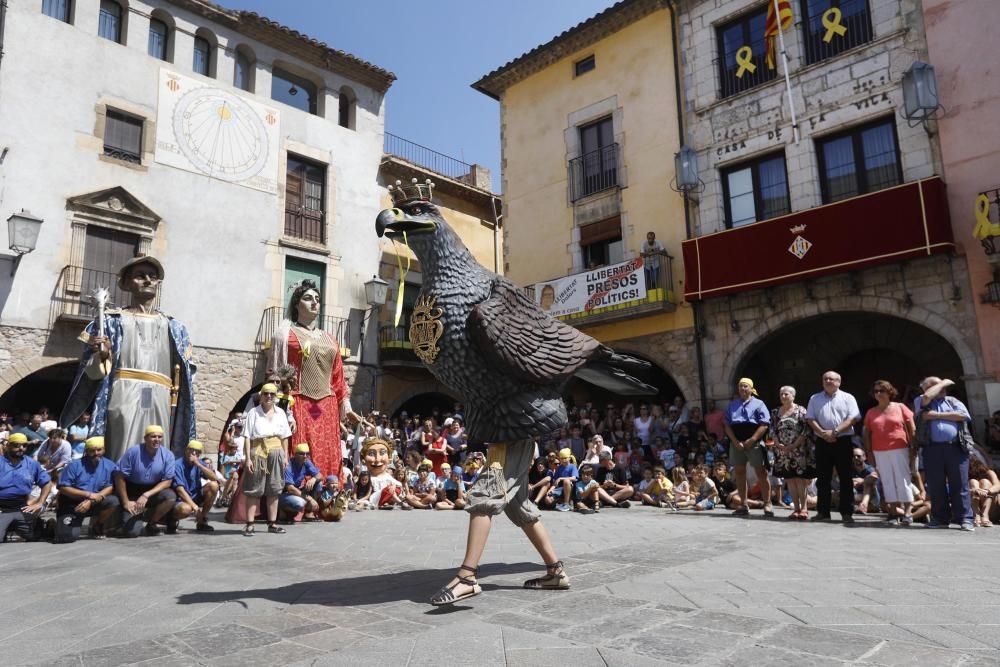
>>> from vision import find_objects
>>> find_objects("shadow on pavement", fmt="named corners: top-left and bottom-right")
top-left (174, 561), bottom-right (541, 608)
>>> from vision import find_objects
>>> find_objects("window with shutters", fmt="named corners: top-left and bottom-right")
top-left (103, 109), bottom-right (143, 164)
top-left (82, 227), bottom-right (141, 307)
top-left (570, 117), bottom-right (620, 201)
top-left (285, 155), bottom-right (326, 244)
top-left (193, 37), bottom-right (211, 76)
top-left (42, 0), bottom-right (72, 23)
top-left (580, 216), bottom-right (623, 269)
top-left (148, 18), bottom-right (169, 61)
top-left (98, 0), bottom-right (123, 43)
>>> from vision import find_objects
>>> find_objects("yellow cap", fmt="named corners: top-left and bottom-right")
top-left (144, 425), bottom-right (164, 436)
top-left (7, 433), bottom-right (28, 444)
top-left (295, 443), bottom-right (310, 453)
top-left (558, 447), bottom-right (572, 459)
top-left (440, 463), bottom-right (452, 470)
top-left (260, 383), bottom-right (278, 394)
top-left (187, 440), bottom-right (203, 452)
top-left (421, 458), bottom-right (433, 467)
top-left (84, 436), bottom-right (105, 450)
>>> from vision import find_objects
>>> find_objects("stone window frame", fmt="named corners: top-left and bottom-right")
top-left (815, 114), bottom-right (902, 204)
top-left (95, 101), bottom-right (155, 172)
top-left (719, 150), bottom-right (792, 229)
top-left (715, 3), bottom-right (778, 100)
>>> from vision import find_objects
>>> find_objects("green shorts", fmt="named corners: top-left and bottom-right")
top-left (729, 442), bottom-right (765, 468)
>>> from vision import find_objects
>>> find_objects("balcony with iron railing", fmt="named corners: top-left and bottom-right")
top-left (254, 305), bottom-right (351, 358)
top-left (383, 132), bottom-right (473, 181)
top-left (378, 323), bottom-right (422, 366)
top-left (51, 266), bottom-right (161, 325)
top-left (569, 143), bottom-right (622, 202)
top-left (524, 250), bottom-right (677, 328)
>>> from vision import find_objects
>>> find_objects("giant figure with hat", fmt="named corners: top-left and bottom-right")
top-left (63, 255), bottom-right (196, 462)
top-left (376, 179), bottom-right (656, 606)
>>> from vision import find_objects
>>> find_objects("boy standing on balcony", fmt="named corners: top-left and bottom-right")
top-left (641, 231), bottom-right (665, 290)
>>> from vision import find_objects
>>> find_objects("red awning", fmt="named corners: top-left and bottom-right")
top-left (681, 176), bottom-right (954, 301)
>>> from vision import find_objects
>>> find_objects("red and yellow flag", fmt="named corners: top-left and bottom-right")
top-left (765, 0), bottom-right (794, 70)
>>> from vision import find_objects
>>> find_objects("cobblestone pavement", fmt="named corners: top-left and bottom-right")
top-left (2, 506), bottom-right (998, 666)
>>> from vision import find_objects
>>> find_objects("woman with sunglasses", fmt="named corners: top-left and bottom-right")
top-left (863, 380), bottom-right (917, 525)
top-left (241, 383), bottom-right (292, 536)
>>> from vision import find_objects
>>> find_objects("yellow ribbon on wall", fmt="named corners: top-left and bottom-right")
top-left (972, 194), bottom-right (1000, 240)
top-left (735, 46), bottom-right (756, 78)
top-left (822, 7), bottom-right (847, 43)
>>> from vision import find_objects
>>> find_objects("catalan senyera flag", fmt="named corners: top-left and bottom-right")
top-left (765, 0), bottom-right (794, 70)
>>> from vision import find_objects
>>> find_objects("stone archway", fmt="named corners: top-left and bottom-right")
top-left (720, 297), bottom-right (982, 394)
top-left (0, 356), bottom-right (79, 419)
top-left (384, 383), bottom-right (459, 418)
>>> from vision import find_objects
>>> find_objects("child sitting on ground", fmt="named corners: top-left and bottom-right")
top-left (436, 466), bottom-right (467, 510)
top-left (680, 464), bottom-right (719, 511)
top-left (639, 466), bottom-right (674, 509)
top-left (634, 466), bottom-right (654, 501)
top-left (669, 466), bottom-right (689, 509)
top-left (406, 462), bottom-right (438, 509)
top-left (573, 464), bottom-right (601, 514)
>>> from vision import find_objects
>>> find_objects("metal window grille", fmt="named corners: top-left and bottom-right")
top-left (103, 110), bottom-right (142, 164)
top-left (569, 143), bottom-right (621, 201)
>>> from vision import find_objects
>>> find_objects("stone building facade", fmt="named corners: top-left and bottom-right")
top-left (676, 0), bottom-right (990, 422)
top-left (0, 0), bottom-right (394, 452)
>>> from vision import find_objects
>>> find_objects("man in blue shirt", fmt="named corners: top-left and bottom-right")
top-left (55, 436), bottom-right (119, 542)
top-left (1, 433), bottom-right (53, 542)
top-left (171, 440), bottom-right (219, 533)
top-left (915, 377), bottom-right (975, 531)
top-left (280, 443), bottom-right (322, 521)
top-left (724, 378), bottom-right (771, 517)
top-left (113, 425), bottom-right (176, 537)
top-left (806, 370), bottom-right (861, 523)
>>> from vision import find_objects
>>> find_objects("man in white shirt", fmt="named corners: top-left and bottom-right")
top-left (805, 371), bottom-right (860, 523)
top-left (640, 231), bottom-right (665, 290)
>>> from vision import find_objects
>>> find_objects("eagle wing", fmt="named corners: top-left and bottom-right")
top-left (468, 277), bottom-right (607, 385)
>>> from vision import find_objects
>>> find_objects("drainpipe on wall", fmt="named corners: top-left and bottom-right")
top-left (667, 0), bottom-right (708, 409)
top-left (490, 195), bottom-right (503, 274)
top-left (0, 0), bottom-right (7, 71)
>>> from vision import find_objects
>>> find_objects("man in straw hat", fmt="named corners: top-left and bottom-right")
top-left (724, 378), bottom-right (772, 518)
top-left (63, 254), bottom-right (196, 462)
top-left (914, 377), bottom-right (975, 531)
top-left (54, 436), bottom-right (120, 542)
top-left (113, 425), bottom-right (177, 537)
top-left (0, 433), bottom-right (53, 542)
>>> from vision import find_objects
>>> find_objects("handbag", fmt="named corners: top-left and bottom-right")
top-left (958, 421), bottom-right (978, 456)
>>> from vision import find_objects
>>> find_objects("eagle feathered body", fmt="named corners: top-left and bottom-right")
top-left (376, 203), bottom-right (655, 443)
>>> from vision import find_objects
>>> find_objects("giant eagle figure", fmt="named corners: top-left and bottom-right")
top-left (376, 178), bottom-right (657, 606)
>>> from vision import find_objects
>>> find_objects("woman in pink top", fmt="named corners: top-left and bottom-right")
top-left (863, 380), bottom-right (917, 525)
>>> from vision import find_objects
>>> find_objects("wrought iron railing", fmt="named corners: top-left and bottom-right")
top-left (801, 6), bottom-right (874, 66)
top-left (254, 305), bottom-right (350, 356)
top-left (978, 186), bottom-right (1000, 257)
top-left (378, 323), bottom-right (423, 364)
top-left (717, 46), bottom-right (778, 99)
top-left (383, 132), bottom-right (473, 180)
top-left (103, 146), bottom-right (141, 164)
top-left (569, 143), bottom-right (621, 202)
top-left (51, 265), bottom-right (160, 324)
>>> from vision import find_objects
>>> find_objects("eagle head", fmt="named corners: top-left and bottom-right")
top-left (375, 200), bottom-right (471, 273)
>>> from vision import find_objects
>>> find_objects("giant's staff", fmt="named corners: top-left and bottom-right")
top-left (89, 287), bottom-right (112, 376)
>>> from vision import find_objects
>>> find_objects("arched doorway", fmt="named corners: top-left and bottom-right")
top-left (735, 312), bottom-right (965, 411)
top-left (393, 392), bottom-right (456, 421)
top-left (563, 354), bottom-right (684, 408)
top-left (0, 361), bottom-right (79, 422)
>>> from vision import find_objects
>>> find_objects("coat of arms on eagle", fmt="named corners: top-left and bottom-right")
top-left (376, 178), bottom-right (657, 606)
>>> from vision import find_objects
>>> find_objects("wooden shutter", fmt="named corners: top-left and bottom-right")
top-left (579, 216), bottom-right (622, 246)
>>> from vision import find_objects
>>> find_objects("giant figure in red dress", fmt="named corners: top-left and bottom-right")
top-left (269, 280), bottom-right (361, 482)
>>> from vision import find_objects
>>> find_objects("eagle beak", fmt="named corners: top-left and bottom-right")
top-left (375, 208), bottom-right (437, 238)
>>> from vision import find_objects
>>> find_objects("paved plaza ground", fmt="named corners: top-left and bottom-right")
top-left (2, 505), bottom-right (998, 666)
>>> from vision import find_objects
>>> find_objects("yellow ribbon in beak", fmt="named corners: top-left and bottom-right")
top-left (394, 231), bottom-right (410, 327)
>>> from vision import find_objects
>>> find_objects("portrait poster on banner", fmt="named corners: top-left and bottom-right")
top-left (534, 258), bottom-right (646, 317)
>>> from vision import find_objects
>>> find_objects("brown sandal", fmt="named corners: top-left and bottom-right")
top-left (430, 564), bottom-right (481, 606)
top-left (524, 560), bottom-right (570, 590)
